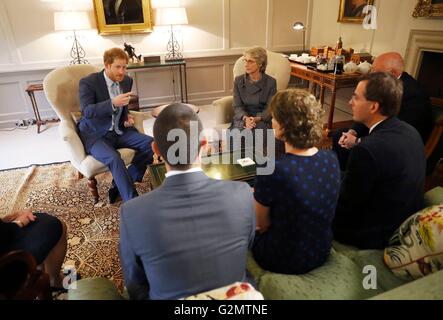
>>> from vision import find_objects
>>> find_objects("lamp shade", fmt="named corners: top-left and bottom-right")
top-left (292, 21), bottom-right (305, 30)
top-left (54, 11), bottom-right (91, 31)
top-left (155, 7), bottom-right (188, 26)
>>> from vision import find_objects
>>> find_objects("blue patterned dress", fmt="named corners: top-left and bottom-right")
top-left (252, 150), bottom-right (341, 274)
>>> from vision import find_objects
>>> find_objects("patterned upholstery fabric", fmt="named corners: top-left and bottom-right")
top-left (384, 205), bottom-right (443, 280)
top-left (332, 241), bottom-right (409, 291)
top-left (247, 249), bottom-right (383, 300)
top-left (370, 269), bottom-right (443, 300)
top-left (183, 282), bottom-right (264, 300)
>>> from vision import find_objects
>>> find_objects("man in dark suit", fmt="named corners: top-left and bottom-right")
top-left (334, 52), bottom-right (433, 171)
top-left (119, 104), bottom-right (256, 299)
top-left (104, 0), bottom-right (143, 25)
top-left (78, 47), bottom-right (153, 203)
top-left (333, 72), bottom-right (426, 249)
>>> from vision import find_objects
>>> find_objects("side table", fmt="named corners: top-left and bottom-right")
top-left (25, 84), bottom-right (59, 133)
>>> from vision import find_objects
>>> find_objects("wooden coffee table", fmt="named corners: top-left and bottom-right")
top-left (148, 149), bottom-right (265, 189)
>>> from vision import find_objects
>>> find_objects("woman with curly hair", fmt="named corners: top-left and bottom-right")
top-left (252, 89), bottom-right (341, 274)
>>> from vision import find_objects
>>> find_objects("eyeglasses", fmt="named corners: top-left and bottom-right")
top-left (243, 59), bottom-right (257, 65)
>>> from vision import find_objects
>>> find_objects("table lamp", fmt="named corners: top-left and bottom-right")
top-left (54, 11), bottom-right (91, 65)
top-left (292, 21), bottom-right (306, 54)
top-left (155, 7), bottom-right (188, 61)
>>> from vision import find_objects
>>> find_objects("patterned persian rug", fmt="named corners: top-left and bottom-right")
top-left (0, 162), bottom-right (152, 291)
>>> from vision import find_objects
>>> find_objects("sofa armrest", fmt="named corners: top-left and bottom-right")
top-left (68, 278), bottom-right (125, 300)
top-left (58, 120), bottom-right (86, 165)
top-left (370, 269), bottom-right (443, 300)
top-left (424, 186), bottom-right (443, 207)
top-left (212, 96), bottom-right (234, 125)
top-left (129, 110), bottom-right (147, 134)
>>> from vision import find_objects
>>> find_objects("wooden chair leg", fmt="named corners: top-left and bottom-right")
top-left (87, 177), bottom-right (99, 204)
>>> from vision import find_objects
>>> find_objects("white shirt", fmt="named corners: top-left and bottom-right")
top-left (165, 167), bottom-right (203, 178)
top-left (369, 120), bottom-right (385, 134)
top-left (103, 71), bottom-right (120, 131)
top-left (115, 0), bottom-right (123, 16)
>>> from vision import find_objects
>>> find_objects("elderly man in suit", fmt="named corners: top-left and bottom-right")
top-left (333, 72), bottom-right (426, 249)
top-left (334, 52), bottom-right (433, 171)
top-left (78, 47), bottom-right (154, 203)
top-left (119, 103), bottom-right (256, 300)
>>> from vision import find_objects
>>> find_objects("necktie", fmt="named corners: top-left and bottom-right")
top-left (112, 82), bottom-right (123, 135)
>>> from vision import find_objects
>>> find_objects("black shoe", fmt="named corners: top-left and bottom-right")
top-left (108, 186), bottom-right (121, 204)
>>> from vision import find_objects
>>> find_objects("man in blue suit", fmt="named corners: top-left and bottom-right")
top-left (78, 47), bottom-right (154, 203)
top-left (119, 104), bottom-right (256, 299)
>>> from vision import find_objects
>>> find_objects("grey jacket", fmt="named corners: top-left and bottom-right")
top-left (232, 73), bottom-right (277, 129)
top-left (119, 171), bottom-right (256, 300)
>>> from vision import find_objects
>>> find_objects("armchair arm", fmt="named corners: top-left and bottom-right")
top-left (129, 110), bottom-right (148, 134)
top-left (58, 120), bottom-right (87, 165)
top-left (212, 96), bottom-right (234, 125)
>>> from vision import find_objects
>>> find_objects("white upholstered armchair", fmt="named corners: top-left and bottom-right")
top-left (43, 65), bottom-right (146, 204)
top-left (212, 51), bottom-right (291, 132)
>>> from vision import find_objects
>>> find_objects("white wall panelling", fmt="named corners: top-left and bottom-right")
top-left (0, 0), bottom-right (309, 127)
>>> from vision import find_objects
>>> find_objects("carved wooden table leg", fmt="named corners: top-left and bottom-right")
top-left (87, 177), bottom-right (99, 204)
top-left (328, 88), bottom-right (338, 132)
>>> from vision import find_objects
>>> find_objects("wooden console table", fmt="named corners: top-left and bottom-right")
top-left (127, 60), bottom-right (188, 104)
top-left (25, 84), bottom-right (59, 134)
top-left (290, 62), bottom-right (360, 131)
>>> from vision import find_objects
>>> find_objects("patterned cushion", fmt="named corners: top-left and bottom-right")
top-left (384, 205), bottom-right (443, 280)
top-left (183, 282), bottom-right (264, 300)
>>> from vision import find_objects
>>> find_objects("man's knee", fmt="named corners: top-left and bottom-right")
top-left (140, 135), bottom-right (154, 153)
top-left (108, 152), bottom-right (125, 167)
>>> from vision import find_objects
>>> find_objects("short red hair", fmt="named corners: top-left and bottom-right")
top-left (103, 48), bottom-right (129, 65)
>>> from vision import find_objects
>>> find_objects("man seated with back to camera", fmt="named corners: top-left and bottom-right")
top-left (119, 103), bottom-right (256, 300)
top-left (333, 72), bottom-right (426, 249)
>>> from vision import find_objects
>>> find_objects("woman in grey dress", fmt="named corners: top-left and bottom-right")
top-left (231, 47), bottom-right (278, 153)
top-left (232, 47), bottom-right (277, 131)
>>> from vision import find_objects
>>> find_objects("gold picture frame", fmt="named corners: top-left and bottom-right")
top-left (413, 0), bottom-right (443, 18)
top-left (338, 0), bottom-right (375, 23)
top-left (93, 0), bottom-right (153, 35)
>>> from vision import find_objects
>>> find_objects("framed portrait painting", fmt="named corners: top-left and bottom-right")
top-left (338, 0), bottom-right (375, 23)
top-left (93, 0), bottom-right (153, 35)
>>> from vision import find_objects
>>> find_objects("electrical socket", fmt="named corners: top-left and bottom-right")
top-left (15, 119), bottom-right (35, 127)
top-left (15, 120), bottom-right (26, 127)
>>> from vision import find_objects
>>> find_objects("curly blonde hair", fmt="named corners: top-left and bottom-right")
top-left (270, 89), bottom-right (324, 149)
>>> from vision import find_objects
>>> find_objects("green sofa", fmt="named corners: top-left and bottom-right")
top-left (246, 186), bottom-right (443, 300)
top-left (68, 187), bottom-right (443, 300)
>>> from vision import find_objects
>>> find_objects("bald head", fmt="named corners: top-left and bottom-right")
top-left (371, 52), bottom-right (404, 78)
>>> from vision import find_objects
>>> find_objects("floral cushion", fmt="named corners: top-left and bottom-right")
top-left (183, 282), bottom-right (264, 300)
top-left (384, 205), bottom-right (443, 280)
